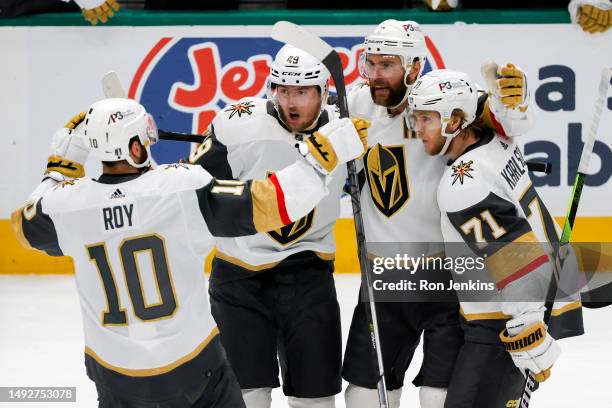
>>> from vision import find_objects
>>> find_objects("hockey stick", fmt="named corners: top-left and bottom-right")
top-left (518, 67), bottom-right (612, 408)
top-left (101, 72), bottom-right (206, 143)
top-left (270, 21), bottom-right (389, 408)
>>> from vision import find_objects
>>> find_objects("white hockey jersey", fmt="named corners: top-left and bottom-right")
top-left (348, 82), bottom-right (536, 259)
top-left (349, 84), bottom-right (446, 258)
top-left (12, 158), bottom-right (332, 397)
top-left (191, 97), bottom-right (346, 271)
top-left (437, 132), bottom-right (583, 338)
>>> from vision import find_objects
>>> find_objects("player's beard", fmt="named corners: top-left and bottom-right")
top-left (279, 103), bottom-right (321, 133)
top-left (369, 78), bottom-right (407, 108)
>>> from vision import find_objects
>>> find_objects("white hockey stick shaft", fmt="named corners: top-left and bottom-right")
top-left (101, 71), bottom-right (127, 98)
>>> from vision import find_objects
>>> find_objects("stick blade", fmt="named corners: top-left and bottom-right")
top-left (271, 21), bottom-right (333, 62)
top-left (101, 71), bottom-right (127, 98)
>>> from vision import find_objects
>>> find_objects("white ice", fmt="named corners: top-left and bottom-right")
top-left (1, 275), bottom-right (610, 407)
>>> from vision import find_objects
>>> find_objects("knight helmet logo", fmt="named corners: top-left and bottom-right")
top-left (365, 144), bottom-right (410, 218)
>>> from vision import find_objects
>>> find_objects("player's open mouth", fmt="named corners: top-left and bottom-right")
top-left (288, 112), bottom-right (300, 121)
top-left (374, 87), bottom-right (390, 97)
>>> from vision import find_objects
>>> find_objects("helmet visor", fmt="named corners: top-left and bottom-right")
top-left (144, 113), bottom-right (158, 146)
top-left (407, 107), bottom-right (442, 135)
top-left (269, 85), bottom-right (322, 109)
top-left (360, 53), bottom-right (406, 81)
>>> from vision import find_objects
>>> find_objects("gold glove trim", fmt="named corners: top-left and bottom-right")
top-left (351, 117), bottom-right (370, 158)
top-left (64, 112), bottom-right (86, 130)
top-left (578, 5), bottom-right (612, 34)
top-left (500, 321), bottom-right (546, 353)
top-left (84, 327), bottom-right (219, 377)
top-left (46, 155), bottom-right (85, 178)
top-left (81, 0), bottom-right (120, 25)
top-left (308, 132), bottom-right (338, 173)
top-left (533, 366), bottom-right (552, 383)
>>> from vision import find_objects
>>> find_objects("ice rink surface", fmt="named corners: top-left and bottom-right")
top-left (1, 274), bottom-right (611, 407)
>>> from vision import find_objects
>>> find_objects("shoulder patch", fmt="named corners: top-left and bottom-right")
top-left (163, 163), bottom-right (190, 171)
top-left (52, 178), bottom-right (79, 191)
top-left (451, 160), bottom-right (475, 186)
top-left (225, 101), bottom-right (255, 119)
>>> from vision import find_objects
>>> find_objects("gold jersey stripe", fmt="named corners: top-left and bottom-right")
top-left (215, 250), bottom-right (335, 271)
top-left (251, 178), bottom-right (285, 233)
top-left (215, 251), bottom-right (282, 271)
top-left (46, 155), bottom-right (85, 179)
top-left (10, 208), bottom-right (34, 251)
top-left (315, 251), bottom-right (336, 261)
top-left (460, 301), bottom-right (582, 322)
top-left (460, 308), bottom-right (510, 321)
top-left (485, 231), bottom-right (547, 286)
top-left (550, 301), bottom-right (582, 317)
top-left (84, 326), bottom-right (219, 377)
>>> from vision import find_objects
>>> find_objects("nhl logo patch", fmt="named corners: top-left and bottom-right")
top-left (451, 160), bottom-right (474, 185)
top-left (226, 101), bottom-right (255, 119)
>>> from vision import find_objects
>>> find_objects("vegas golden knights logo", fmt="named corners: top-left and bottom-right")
top-left (267, 209), bottom-right (315, 245)
top-left (365, 144), bottom-right (410, 218)
top-left (265, 171), bottom-right (315, 245)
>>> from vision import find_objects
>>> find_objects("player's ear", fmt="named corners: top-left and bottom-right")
top-left (446, 112), bottom-right (464, 134)
top-left (129, 138), bottom-right (143, 163)
top-left (406, 59), bottom-right (421, 85)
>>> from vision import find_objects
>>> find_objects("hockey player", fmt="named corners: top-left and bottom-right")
top-left (182, 44), bottom-right (367, 408)
top-left (11, 98), bottom-right (366, 408)
top-left (409, 69), bottom-right (584, 407)
top-left (342, 19), bottom-right (538, 408)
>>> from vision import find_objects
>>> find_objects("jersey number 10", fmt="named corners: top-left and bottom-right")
top-left (86, 234), bottom-right (177, 325)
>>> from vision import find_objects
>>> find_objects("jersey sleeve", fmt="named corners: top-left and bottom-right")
top-left (444, 190), bottom-right (549, 291)
top-left (195, 160), bottom-right (328, 237)
top-left (481, 88), bottom-right (535, 138)
top-left (187, 125), bottom-right (243, 179)
top-left (11, 198), bottom-right (63, 256)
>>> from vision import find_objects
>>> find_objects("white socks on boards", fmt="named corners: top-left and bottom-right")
top-left (241, 388), bottom-right (335, 408)
top-left (419, 386), bottom-right (447, 408)
top-left (288, 396), bottom-right (335, 408)
top-left (344, 383), bottom-right (402, 408)
top-left (242, 388), bottom-right (272, 408)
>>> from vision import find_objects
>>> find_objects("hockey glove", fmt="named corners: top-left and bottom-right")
top-left (577, 4), bottom-right (612, 33)
top-left (425, 0), bottom-right (458, 11)
top-left (495, 63), bottom-right (529, 111)
top-left (79, 0), bottom-right (120, 25)
top-left (46, 113), bottom-right (90, 179)
top-left (296, 118), bottom-right (369, 175)
top-left (499, 310), bottom-right (560, 383)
